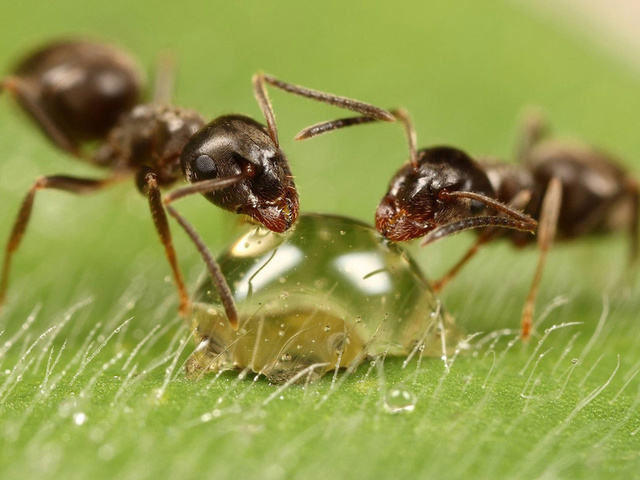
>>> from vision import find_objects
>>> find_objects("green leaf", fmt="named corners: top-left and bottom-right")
top-left (1, 1), bottom-right (640, 479)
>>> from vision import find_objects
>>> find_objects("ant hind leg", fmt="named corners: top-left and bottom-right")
top-left (626, 178), bottom-right (639, 264)
top-left (515, 108), bottom-right (549, 165)
top-left (0, 175), bottom-right (115, 312)
top-left (521, 177), bottom-right (562, 340)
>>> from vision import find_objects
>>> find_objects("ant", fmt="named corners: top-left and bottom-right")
top-left (294, 107), bottom-right (639, 339)
top-left (0, 39), bottom-right (394, 327)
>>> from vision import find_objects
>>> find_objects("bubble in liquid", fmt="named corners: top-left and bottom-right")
top-left (186, 213), bottom-right (463, 383)
top-left (384, 386), bottom-right (417, 414)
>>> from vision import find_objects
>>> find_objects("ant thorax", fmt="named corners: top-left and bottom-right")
top-left (93, 104), bottom-right (206, 187)
top-left (479, 159), bottom-right (536, 207)
top-left (187, 213), bottom-right (463, 383)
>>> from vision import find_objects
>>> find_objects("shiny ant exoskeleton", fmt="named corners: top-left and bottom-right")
top-left (295, 108), bottom-right (639, 339)
top-left (0, 39), bottom-right (394, 325)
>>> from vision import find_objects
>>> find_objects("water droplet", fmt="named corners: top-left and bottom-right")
top-left (73, 412), bottom-right (87, 426)
top-left (201, 413), bottom-right (213, 422)
top-left (384, 386), bottom-right (416, 414)
top-left (281, 353), bottom-right (292, 362)
top-left (571, 358), bottom-right (578, 365)
top-left (98, 444), bottom-right (115, 461)
top-left (189, 213), bottom-right (459, 383)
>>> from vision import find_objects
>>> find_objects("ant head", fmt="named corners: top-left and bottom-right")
top-left (376, 146), bottom-right (495, 241)
top-left (181, 115), bottom-right (299, 233)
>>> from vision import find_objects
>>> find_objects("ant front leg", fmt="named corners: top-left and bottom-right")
top-left (0, 175), bottom-right (116, 311)
top-left (521, 177), bottom-right (562, 340)
top-left (163, 176), bottom-right (248, 330)
top-left (138, 168), bottom-right (191, 317)
top-left (1, 77), bottom-right (84, 158)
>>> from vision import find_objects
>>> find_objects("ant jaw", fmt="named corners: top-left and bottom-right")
top-left (247, 189), bottom-right (300, 233)
top-left (375, 202), bottom-right (434, 242)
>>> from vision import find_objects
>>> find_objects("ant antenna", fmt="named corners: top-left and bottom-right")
top-left (421, 190), bottom-right (538, 246)
top-left (439, 190), bottom-right (536, 224)
top-left (253, 72), bottom-right (395, 147)
top-left (295, 115), bottom-right (378, 141)
top-left (252, 73), bottom-right (280, 147)
top-left (391, 108), bottom-right (418, 169)
top-left (259, 73), bottom-right (394, 121)
top-left (292, 107), bottom-right (418, 169)
top-left (422, 216), bottom-right (537, 246)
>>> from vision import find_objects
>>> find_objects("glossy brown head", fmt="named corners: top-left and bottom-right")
top-left (180, 115), bottom-right (299, 232)
top-left (376, 146), bottom-right (496, 241)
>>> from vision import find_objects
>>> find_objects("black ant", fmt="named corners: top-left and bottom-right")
top-left (294, 107), bottom-right (639, 339)
top-left (0, 39), bottom-right (394, 326)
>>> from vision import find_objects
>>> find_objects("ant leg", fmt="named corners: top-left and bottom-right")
top-left (162, 174), bottom-right (246, 204)
top-left (627, 179), bottom-right (639, 263)
top-left (431, 228), bottom-right (496, 293)
top-left (252, 72), bottom-right (395, 146)
top-left (139, 168), bottom-right (190, 317)
top-left (431, 190), bottom-right (532, 292)
top-left (521, 177), bottom-right (562, 340)
top-left (152, 53), bottom-right (177, 104)
top-left (515, 108), bottom-right (548, 165)
top-left (1, 77), bottom-right (84, 158)
top-left (164, 204), bottom-right (239, 330)
top-left (162, 174), bottom-right (247, 329)
top-left (0, 175), bottom-right (115, 311)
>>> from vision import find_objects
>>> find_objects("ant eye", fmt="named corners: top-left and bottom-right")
top-left (194, 154), bottom-right (218, 180)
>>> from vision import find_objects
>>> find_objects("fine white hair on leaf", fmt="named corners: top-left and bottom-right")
top-left (262, 363), bottom-right (331, 406)
top-left (519, 322), bottom-right (583, 376)
top-left (71, 318), bottom-right (131, 384)
top-left (122, 324), bottom-right (162, 372)
top-left (563, 354), bottom-right (620, 425)
top-left (577, 295), bottom-right (609, 366)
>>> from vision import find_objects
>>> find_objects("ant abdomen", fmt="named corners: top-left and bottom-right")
top-left (181, 115), bottom-right (299, 232)
top-left (9, 40), bottom-right (143, 143)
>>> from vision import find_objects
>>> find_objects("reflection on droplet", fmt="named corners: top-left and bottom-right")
top-left (384, 386), bottom-right (417, 414)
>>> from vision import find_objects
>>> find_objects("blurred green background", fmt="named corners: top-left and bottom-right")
top-left (1, 1), bottom-right (640, 479)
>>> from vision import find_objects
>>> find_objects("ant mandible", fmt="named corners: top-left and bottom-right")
top-left (292, 107), bottom-right (639, 339)
top-left (0, 39), bottom-right (394, 327)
